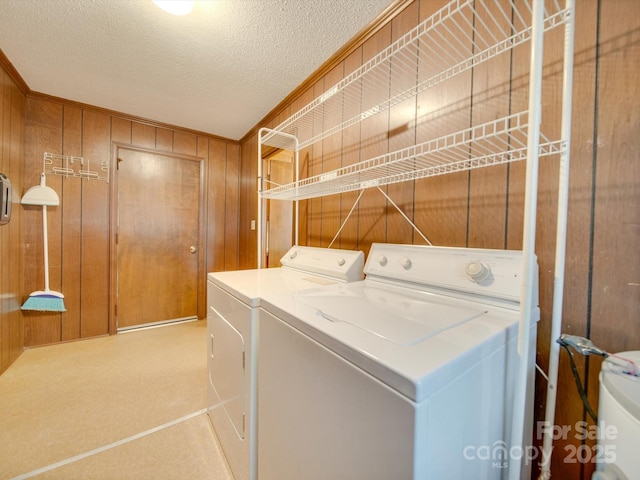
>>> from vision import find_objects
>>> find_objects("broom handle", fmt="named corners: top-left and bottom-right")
top-left (42, 204), bottom-right (50, 292)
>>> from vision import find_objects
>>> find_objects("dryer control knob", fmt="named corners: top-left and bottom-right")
top-left (337, 258), bottom-right (346, 266)
top-left (289, 250), bottom-right (298, 259)
top-left (465, 261), bottom-right (491, 283)
top-left (400, 257), bottom-right (412, 269)
top-left (377, 255), bottom-right (388, 266)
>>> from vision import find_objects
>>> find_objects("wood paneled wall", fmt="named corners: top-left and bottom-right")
top-left (240, 1), bottom-right (640, 478)
top-left (22, 97), bottom-right (240, 347)
top-left (0, 63), bottom-right (25, 374)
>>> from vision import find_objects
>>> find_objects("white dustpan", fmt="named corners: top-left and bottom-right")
top-left (21, 173), bottom-right (60, 206)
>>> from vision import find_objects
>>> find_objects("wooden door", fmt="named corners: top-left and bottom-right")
top-left (115, 148), bottom-right (201, 330)
top-left (264, 152), bottom-right (294, 267)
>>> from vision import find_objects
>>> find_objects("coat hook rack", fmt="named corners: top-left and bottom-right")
top-left (43, 152), bottom-right (109, 182)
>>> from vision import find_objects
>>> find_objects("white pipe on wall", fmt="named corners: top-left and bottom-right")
top-left (257, 128), bottom-right (266, 269)
top-left (539, 0), bottom-right (576, 478)
top-left (294, 144), bottom-right (299, 246)
top-left (509, 0), bottom-right (545, 478)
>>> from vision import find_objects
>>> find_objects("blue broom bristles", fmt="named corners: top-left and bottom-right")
top-left (21, 294), bottom-right (66, 312)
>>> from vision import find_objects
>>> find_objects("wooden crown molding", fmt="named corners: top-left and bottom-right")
top-left (27, 90), bottom-right (239, 144)
top-left (0, 48), bottom-right (31, 95)
top-left (239, 0), bottom-right (414, 145)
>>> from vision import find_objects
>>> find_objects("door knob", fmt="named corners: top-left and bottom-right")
top-left (190, 246), bottom-right (197, 254)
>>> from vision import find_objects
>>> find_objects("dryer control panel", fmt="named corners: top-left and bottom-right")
top-left (280, 246), bottom-right (365, 282)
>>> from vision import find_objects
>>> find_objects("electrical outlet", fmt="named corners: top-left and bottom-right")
top-left (250, 220), bottom-right (256, 231)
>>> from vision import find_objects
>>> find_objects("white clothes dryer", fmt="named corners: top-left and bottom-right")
top-left (206, 246), bottom-right (364, 480)
top-left (258, 243), bottom-right (539, 480)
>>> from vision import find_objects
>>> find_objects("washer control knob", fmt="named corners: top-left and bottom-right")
top-left (289, 250), bottom-right (298, 259)
top-left (465, 261), bottom-right (491, 283)
top-left (337, 258), bottom-right (346, 266)
top-left (400, 257), bottom-right (412, 269)
top-left (377, 255), bottom-right (388, 266)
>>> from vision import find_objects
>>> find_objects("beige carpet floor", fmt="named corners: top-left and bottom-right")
top-left (0, 320), bottom-right (232, 480)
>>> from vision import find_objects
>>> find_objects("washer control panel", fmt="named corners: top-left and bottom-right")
top-left (364, 243), bottom-right (534, 302)
top-left (465, 261), bottom-right (491, 283)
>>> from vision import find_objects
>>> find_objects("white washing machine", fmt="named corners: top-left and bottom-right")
top-left (258, 243), bottom-right (538, 480)
top-left (206, 246), bottom-right (364, 480)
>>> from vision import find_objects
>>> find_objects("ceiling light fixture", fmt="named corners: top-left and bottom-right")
top-left (152, 0), bottom-right (194, 16)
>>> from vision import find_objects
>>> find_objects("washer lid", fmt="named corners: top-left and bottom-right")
top-left (297, 284), bottom-right (487, 346)
top-left (262, 281), bottom-right (522, 402)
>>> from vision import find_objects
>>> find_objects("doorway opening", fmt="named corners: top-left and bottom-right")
top-left (262, 150), bottom-right (294, 268)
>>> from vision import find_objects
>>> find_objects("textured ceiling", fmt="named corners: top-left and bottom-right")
top-left (0, 0), bottom-right (392, 140)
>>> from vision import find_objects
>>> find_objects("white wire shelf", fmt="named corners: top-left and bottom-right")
top-left (259, 111), bottom-right (565, 201)
top-left (43, 152), bottom-right (110, 182)
top-left (260, 0), bottom-right (570, 152)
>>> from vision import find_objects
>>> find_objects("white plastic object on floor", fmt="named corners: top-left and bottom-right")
top-left (592, 351), bottom-right (640, 480)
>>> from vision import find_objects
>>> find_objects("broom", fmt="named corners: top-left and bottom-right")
top-left (21, 173), bottom-right (66, 312)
